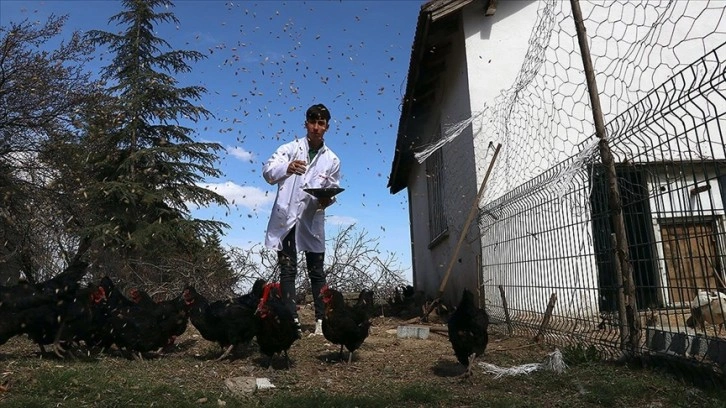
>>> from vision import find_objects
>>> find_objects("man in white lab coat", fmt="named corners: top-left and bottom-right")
top-left (262, 104), bottom-right (341, 336)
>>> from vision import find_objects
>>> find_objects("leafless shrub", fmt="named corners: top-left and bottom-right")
top-left (223, 225), bottom-right (410, 306)
top-left (79, 240), bottom-right (238, 302)
top-left (301, 224), bottom-right (409, 304)
top-left (9, 224), bottom-right (411, 306)
top-left (225, 243), bottom-right (279, 292)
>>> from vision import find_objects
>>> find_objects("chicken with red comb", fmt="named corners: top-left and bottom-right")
top-left (320, 285), bottom-right (371, 363)
top-left (255, 282), bottom-right (300, 369)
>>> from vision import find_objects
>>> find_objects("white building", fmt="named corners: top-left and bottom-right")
top-left (388, 0), bottom-right (726, 318)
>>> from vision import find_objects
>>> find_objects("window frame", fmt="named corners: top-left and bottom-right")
top-left (426, 142), bottom-right (448, 248)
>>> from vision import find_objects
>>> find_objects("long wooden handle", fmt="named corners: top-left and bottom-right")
top-left (435, 143), bottom-right (501, 298)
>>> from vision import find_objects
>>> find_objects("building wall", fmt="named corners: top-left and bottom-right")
top-left (463, 0), bottom-right (539, 191)
top-left (459, 0), bottom-right (724, 319)
top-left (406, 152), bottom-right (434, 295)
top-left (461, 1), bottom-right (545, 309)
top-left (407, 12), bottom-right (481, 307)
top-left (407, 0), bottom-right (726, 314)
top-left (438, 47), bottom-right (481, 305)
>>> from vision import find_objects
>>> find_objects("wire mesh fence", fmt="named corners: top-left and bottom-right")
top-left (474, 0), bottom-right (726, 383)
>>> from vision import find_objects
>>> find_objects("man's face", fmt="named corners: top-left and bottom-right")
top-left (305, 118), bottom-right (329, 144)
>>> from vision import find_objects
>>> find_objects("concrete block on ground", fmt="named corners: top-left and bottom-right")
top-left (647, 328), bottom-right (667, 351)
top-left (225, 377), bottom-right (257, 396)
top-left (690, 335), bottom-right (710, 357)
top-left (707, 339), bottom-right (726, 365)
top-left (646, 327), bottom-right (726, 363)
top-left (669, 332), bottom-right (688, 355)
top-left (397, 325), bottom-right (430, 339)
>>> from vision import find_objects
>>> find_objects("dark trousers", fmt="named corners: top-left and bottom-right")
top-left (278, 226), bottom-right (327, 320)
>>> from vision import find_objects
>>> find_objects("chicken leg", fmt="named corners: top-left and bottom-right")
top-left (216, 344), bottom-right (235, 361)
top-left (52, 323), bottom-right (68, 358)
top-left (53, 342), bottom-right (67, 359)
top-left (461, 353), bottom-right (477, 378)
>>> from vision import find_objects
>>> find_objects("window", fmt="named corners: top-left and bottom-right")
top-left (427, 147), bottom-right (448, 247)
top-left (590, 166), bottom-right (658, 310)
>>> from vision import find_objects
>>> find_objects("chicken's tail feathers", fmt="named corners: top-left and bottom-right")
top-left (59, 258), bottom-right (90, 283)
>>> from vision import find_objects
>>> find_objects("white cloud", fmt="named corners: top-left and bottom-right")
top-left (227, 146), bottom-right (255, 162)
top-left (326, 215), bottom-right (358, 227)
top-left (202, 181), bottom-right (273, 210)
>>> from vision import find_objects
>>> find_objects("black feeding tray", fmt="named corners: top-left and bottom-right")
top-left (303, 187), bottom-right (345, 199)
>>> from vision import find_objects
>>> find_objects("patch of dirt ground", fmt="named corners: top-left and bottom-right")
top-left (0, 301), bottom-right (560, 406)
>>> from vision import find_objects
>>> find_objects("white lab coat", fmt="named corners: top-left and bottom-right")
top-left (263, 137), bottom-right (341, 253)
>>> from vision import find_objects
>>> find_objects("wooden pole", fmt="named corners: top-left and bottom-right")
top-left (534, 293), bottom-right (557, 343)
top-left (498, 285), bottom-right (513, 335)
top-left (422, 143), bottom-right (502, 321)
top-left (437, 143), bottom-right (501, 298)
top-left (611, 234), bottom-right (628, 349)
top-left (570, 0), bottom-right (640, 351)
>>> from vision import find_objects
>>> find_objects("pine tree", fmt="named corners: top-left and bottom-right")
top-left (83, 0), bottom-right (228, 257)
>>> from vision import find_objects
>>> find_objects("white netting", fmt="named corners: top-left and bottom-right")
top-left (415, 0), bottom-right (726, 347)
top-left (416, 0), bottom-right (726, 206)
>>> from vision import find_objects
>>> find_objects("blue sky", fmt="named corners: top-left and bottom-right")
top-left (1, 0), bottom-right (422, 281)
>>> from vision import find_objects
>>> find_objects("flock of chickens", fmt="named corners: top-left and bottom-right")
top-left (0, 259), bottom-right (491, 375)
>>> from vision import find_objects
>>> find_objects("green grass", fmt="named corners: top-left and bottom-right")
top-left (3, 343), bottom-right (726, 408)
top-left (5, 360), bottom-right (725, 408)
top-left (259, 384), bottom-right (450, 408)
top-left (1, 362), bottom-right (219, 408)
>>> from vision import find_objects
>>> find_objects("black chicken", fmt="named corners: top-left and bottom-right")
top-left (53, 284), bottom-right (108, 355)
top-left (0, 309), bottom-right (21, 346)
top-left (0, 300), bottom-right (62, 351)
top-left (89, 277), bottom-right (178, 359)
top-left (109, 311), bottom-right (165, 358)
top-left (18, 301), bottom-right (71, 355)
top-left (386, 284), bottom-right (420, 318)
top-left (183, 282), bottom-right (263, 361)
top-left (255, 282), bottom-right (300, 369)
top-left (128, 288), bottom-right (155, 307)
top-left (129, 288), bottom-right (190, 352)
top-left (0, 259), bottom-right (89, 356)
top-left (234, 278), bottom-right (267, 310)
top-left (447, 289), bottom-right (489, 377)
top-left (354, 288), bottom-right (379, 317)
top-left (36, 258), bottom-right (89, 297)
top-left (320, 285), bottom-right (372, 363)
top-left (0, 258), bottom-right (88, 312)
top-left (90, 276), bottom-right (134, 351)
top-left (0, 280), bottom-right (48, 312)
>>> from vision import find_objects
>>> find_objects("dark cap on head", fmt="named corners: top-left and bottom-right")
top-left (306, 104), bottom-right (331, 122)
